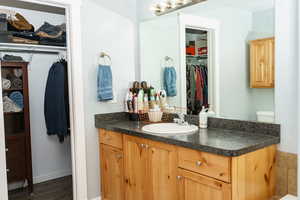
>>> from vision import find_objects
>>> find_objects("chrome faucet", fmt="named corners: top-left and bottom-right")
top-left (174, 112), bottom-right (188, 126)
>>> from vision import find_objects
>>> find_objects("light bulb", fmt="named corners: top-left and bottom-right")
top-left (150, 3), bottom-right (162, 14)
top-left (161, 0), bottom-right (174, 9)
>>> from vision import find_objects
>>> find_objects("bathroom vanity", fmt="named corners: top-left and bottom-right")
top-left (95, 114), bottom-right (280, 200)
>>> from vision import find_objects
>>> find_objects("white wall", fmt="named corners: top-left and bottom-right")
top-left (81, 0), bottom-right (136, 198)
top-left (140, 14), bottom-right (181, 107)
top-left (248, 9), bottom-right (275, 118)
top-left (195, 8), bottom-right (254, 120)
top-left (275, 0), bottom-right (298, 154)
top-left (0, 6), bottom-right (72, 188)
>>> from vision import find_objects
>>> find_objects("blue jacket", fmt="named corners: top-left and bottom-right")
top-left (44, 61), bottom-right (69, 142)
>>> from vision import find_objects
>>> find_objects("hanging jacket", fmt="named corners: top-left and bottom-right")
top-left (44, 61), bottom-right (69, 142)
top-left (195, 67), bottom-right (204, 103)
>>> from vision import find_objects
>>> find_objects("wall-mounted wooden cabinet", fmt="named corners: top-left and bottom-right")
top-left (98, 129), bottom-right (276, 200)
top-left (250, 37), bottom-right (275, 88)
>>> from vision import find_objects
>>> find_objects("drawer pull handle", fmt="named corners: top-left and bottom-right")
top-left (177, 176), bottom-right (182, 180)
top-left (116, 154), bottom-right (123, 159)
top-left (145, 144), bottom-right (149, 149)
top-left (6, 169), bottom-right (10, 173)
top-left (196, 161), bottom-right (202, 166)
top-left (140, 144), bottom-right (145, 148)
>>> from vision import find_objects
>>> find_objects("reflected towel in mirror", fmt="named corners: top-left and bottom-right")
top-left (164, 66), bottom-right (177, 97)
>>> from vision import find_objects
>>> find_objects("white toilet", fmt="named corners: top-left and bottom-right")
top-left (256, 111), bottom-right (275, 123)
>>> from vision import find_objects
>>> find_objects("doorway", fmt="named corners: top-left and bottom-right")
top-left (0, 1), bottom-right (87, 200)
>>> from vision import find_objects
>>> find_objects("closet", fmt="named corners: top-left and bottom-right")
top-left (185, 28), bottom-right (208, 115)
top-left (0, 1), bottom-right (72, 199)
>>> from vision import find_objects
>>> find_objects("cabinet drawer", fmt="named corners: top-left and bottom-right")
top-left (178, 147), bottom-right (231, 182)
top-left (99, 129), bottom-right (123, 149)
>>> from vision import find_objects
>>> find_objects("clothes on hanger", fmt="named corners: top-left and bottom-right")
top-left (186, 63), bottom-right (208, 114)
top-left (44, 59), bottom-right (70, 143)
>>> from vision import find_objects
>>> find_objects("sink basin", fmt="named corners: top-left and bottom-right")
top-left (142, 123), bottom-right (199, 136)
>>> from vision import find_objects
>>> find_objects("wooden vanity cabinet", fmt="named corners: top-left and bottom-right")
top-left (250, 37), bottom-right (275, 88)
top-left (123, 135), bottom-right (178, 200)
top-left (177, 169), bottom-right (231, 200)
top-left (98, 129), bottom-right (276, 200)
top-left (99, 130), bottom-right (124, 200)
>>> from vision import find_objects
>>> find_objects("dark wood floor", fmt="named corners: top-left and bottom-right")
top-left (8, 176), bottom-right (73, 200)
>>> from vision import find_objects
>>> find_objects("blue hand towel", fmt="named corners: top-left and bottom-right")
top-left (164, 67), bottom-right (177, 97)
top-left (97, 65), bottom-right (113, 101)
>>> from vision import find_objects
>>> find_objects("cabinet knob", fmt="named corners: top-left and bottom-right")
top-left (6, 169), bottom-right (10, 173)
top-left (140, 144), bottom-right (145, 148)
top-left (5, 148), bottom-right (8, 152)
top-left (196, 161), bottom-right (202, 166)
top-left (177, 176), bottom-right (182, 180)
top-left (116, 154), bottom-right (123, 159)
top-left (145, 144), bottom-right (149, 149)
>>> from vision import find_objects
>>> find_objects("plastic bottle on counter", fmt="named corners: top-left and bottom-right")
top-left (126, 92), bottom-right (133, 113)
top-left (133, 96), bottom-right (138, 113)
top-left (143, 94), bottom-right (149, 113)
top-left (199, 106), bottom-right (208, 129)
top-left (137, 89), bottom-right (144, 113)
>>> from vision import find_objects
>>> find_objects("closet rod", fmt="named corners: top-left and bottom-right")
top-left (0, 49), bottom-right (60, 55)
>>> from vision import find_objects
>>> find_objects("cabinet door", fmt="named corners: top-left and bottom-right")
top-left (124, 135), bottom-right (150, 200)
top-left (250, 38), bottom-right (274, 88)
top-left (6, 136), bottom-right (26, 183)
top-left (100, 144), bottom-right (124, 200)
top-left (178, 169), bottom-right (231, 200)
top-left (148, 141), bottom-right (178, 200)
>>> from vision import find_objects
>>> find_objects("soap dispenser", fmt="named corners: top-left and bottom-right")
top-left (199, 106), bottom-right (208, 129)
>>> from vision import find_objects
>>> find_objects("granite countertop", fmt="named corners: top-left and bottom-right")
top-left (95, 119), bottom-right (280, 157)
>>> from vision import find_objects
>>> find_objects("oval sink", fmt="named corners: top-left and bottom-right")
top-left (142, 123), bottom-right (199, 136)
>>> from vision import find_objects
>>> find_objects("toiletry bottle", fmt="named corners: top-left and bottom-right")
top-left (199, 106), bottom-right (208, 129)
top-left (125, 92), bottom-right (129, 112)
top-left (133, 95), bottom-right (138, 113)
top-left (143, 94), bottom-right (149, 113)
top-left (155, 93), bottom-right (160, 107)
top-left (137, 89), bottom-right (144, 113)
top-left (149, 88), bottom-right (156, 109)
top-left (127, 92), bottom-right (133, 113)
top-left (159, 90), bottom-right (167, 110)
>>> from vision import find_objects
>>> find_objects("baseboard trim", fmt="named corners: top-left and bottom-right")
top-left (90, 197), bottom-right (101, 200)
top-left (33, 170), bottom-right (72, 184)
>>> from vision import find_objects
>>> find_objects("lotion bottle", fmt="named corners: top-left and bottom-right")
top-left (199, 106), bottom-right (208, 129)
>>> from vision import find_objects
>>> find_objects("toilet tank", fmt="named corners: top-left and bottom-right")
top-left (256, 111), bottom-right (275, 123)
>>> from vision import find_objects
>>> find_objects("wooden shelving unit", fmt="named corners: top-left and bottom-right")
top-left (1, 61), bottom-right (33, 193)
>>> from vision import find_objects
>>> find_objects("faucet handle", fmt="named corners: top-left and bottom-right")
top-left (177, 112), bottom-right (185, 121)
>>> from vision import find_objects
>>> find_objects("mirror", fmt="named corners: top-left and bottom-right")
top-left (139, 0), bottom-right (275, 122)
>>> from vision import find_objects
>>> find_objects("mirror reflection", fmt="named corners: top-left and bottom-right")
top-left (140, 0), bottom-right (275, 122)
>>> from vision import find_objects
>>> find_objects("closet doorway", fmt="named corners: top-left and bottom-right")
top-left (0, 1), bottom-right (87, 200)
top-left (186, 28), bottom-right (209, 114)
top-left (179, 14), bottom-right (220, 116)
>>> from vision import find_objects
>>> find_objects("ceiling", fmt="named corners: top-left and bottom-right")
top-left (219, 0), bottom-right (274, 12)
top-left (200, 0), bottom-right (274, 12)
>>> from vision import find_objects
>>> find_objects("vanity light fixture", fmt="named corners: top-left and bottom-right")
top-left (151, 0), bottom-right (207, 16)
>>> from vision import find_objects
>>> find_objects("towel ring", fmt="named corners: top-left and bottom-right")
top-left (98, 52), bottom-right (112, 66)
top-left (164, 56), bottom-right (174, 67)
